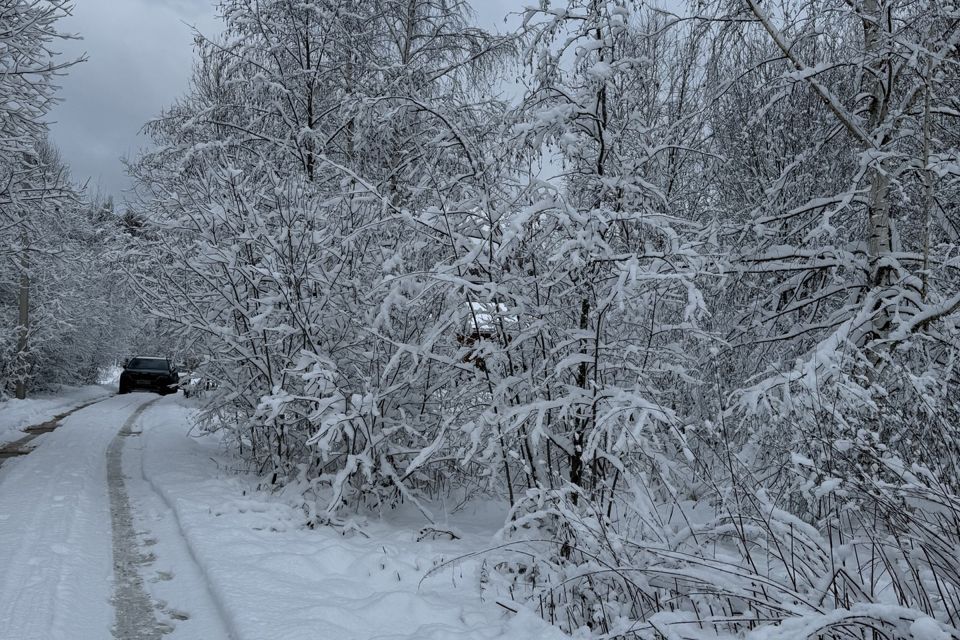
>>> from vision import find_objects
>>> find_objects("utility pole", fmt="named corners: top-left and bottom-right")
top-left (15, 226), bottom-right (29, 400)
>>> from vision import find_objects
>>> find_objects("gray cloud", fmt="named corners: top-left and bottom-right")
top-left (47, 0), bottom-right (515, 200)
top-left (48, 0), bottom-right (219, 198)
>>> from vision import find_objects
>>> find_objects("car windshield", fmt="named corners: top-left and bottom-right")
top-left (127, 358), bottom-right (169, 371)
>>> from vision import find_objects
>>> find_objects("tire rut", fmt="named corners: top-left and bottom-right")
top-left (107, 397), bottom-right (168, 639)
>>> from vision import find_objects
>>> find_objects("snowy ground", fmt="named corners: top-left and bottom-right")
top-left (0, 391), bottom-right (567, 640)
top-left (135, 399), bottom-right (566, 640)
top-left (0, 384), bottom-right (115, 446)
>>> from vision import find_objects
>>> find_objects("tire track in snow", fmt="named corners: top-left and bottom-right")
top-left (0, 393), bottom-right (155, 640)
top-left (124, 402), bottom-right (234, 640)
top-left (107, 397), bottom-right (168, 639)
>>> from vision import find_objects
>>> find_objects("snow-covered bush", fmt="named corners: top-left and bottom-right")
top-left (131, 0), bottom-right (960, 637)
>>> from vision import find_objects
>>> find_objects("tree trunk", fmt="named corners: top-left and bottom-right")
top-left (569, 297), bottom-right (591, 502)
top-left (863, 0), bottom-right (895, 288)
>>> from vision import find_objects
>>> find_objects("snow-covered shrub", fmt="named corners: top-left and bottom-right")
top-left (129, 0), bottom-right (960, 638)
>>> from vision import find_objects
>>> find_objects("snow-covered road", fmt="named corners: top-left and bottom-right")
top-left (0, 393), bottom-right (156, 639)
top-left (0, 384), bottom-right (115, 447)
top-left (0, 393), bottom-right (230, 640)
top-left (0, 393), bottom-right (564, 640)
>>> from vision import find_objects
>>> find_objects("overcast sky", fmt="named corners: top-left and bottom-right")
top-left (47, 0), bottom-right (520, 201)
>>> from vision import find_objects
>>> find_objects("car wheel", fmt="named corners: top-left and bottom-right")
top-left (119, 384), bottom-right (129, 394)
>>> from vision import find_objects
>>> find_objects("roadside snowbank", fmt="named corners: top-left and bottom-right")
top-left (138, 400), bottom-right (568, 640)
top-left (0, 384), bottom-right (114, 446)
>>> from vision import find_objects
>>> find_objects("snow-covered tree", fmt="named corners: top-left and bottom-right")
top-left (0, 1), bottom-right (115, 397)
top-left (131, 0), bottom-right (515, 511)
top-left (132, 1), bottom-right (960, 637)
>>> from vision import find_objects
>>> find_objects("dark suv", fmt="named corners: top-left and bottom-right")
top-left (119, 357), bottom-right (179, 395)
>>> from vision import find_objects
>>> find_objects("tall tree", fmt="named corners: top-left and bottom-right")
top-left (0, 1), bottom-right (83, 398)
top-left (131, 0), bottom-right (514, 509)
